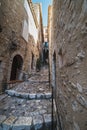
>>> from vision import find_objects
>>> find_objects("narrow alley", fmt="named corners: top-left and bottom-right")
top-left (0, 0), bottom-right (87, 130)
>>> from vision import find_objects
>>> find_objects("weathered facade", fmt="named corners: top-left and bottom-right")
top-left (51, 0), bottom-right (87, 130)
top-left (0, 0), bottom-right (43, 93)
top-left (43, 26), bottom-right (48, 42)
top-left (48, 5), bottom-right (52, 86)
top-left (33, 3), bottom-right (44, 59)
top-left (42, 26), bottom-right (49, 64)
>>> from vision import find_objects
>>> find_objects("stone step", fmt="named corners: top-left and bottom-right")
top-left (0, 114), bottom-right (53, 130)
top-left (5, 90), bottom-right (52, 100)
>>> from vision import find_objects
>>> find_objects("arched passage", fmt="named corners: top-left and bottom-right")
top-left (10, 55), bottom-right (23, 80)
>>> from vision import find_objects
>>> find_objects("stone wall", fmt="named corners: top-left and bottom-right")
top-left (0, 0), bottom-right (40, 93)
top-left (33, 3), bottom-right (44, 56)
top-left (51, 0), bottom-right (87, 130)
top-left (48, 5), bottom-right (52, 87)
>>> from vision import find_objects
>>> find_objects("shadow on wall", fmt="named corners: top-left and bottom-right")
top-left (10, 55), bottom-right (23, 81)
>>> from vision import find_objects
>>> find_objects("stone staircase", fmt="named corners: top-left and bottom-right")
top-left (5, 90), bottom-right (52, 100)
top-left (0, 68), bottom-right (56, 130)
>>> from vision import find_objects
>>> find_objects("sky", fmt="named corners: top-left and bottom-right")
top-left (32, 0), bottom-right (52, 26)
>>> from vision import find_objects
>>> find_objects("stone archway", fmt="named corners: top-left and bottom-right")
top-left (10, 55), bottom-right (23, 80)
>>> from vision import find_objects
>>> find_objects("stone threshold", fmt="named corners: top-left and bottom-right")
top-left (5, 90), bottom-right (52, 100)
top-left (0, 114), bottom-right (52, 130)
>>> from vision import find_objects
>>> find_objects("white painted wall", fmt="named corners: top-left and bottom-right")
top-left (24, 0), bottom-right (38, 44)
top-left (22, 20), bottom-right (28, 42)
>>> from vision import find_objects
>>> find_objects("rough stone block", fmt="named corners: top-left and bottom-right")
top-left (33, 115), bottom-right (43, 130)
top-left (29, 93), bottom-right (36, 99)
top-left (39, 109), bottom-right (47, 114)
top-left (77, 50), bottom-right (85, 59)
top-left (77, 94), bottom-right (87, 108)
top-left (3, 116), bottom-right (17, 130)
top-left (44, 114), bottom-right (51, 126)
top-left (16, 99), bottom-right (24, 105)
top-left (71, 82), bottom-right (77, 89)
top-left (36, 93), bottom-right (45, 99)
top-left (73, 122), bottom-right (80, 130)
top-left (0, 115), bottom-right (6, 124)
top-left (43, 114), bottom-right (52, 130)
top-left (76, 83), bottom-right (83, 93)
top-left (20, 93), bottom-right (29, 99)
top-left (14, 92), bottom-right (20, 97)
top-left (12, 117), bottom-right (32, 130)
top-left (45, 93), bottom-right (52, 99)
top-left (71, 101), bottom-right (78, 111)
top-left (6, 90), bottom-right (15, 96)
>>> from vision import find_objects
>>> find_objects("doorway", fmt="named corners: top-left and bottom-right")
top-left (31, 53), bottom-right (34, 70)
top-left (10, 55), bottom-right (23, 80)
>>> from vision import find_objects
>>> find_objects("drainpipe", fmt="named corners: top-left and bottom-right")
top-left (48, 62), bottom-right (51, 89)
top-left (55, 99), bottom-right (62, 130)
top-left (51, 85), bottom-right (54, 130)
top-left (48, 48), bottom-right (51, 89)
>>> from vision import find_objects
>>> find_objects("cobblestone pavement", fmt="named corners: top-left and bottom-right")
top-left (11, 66), bottom-right (51, 94)
top-left (0, 66), bottom-right (55, 130)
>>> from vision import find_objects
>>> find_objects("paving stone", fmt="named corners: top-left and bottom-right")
top-left (77, 94), bottom-right (87, 108)
top-left (20, 93), bottom-right (29, 99)
top-left (11, 105), bottom-right (16, 110)
top-left (30, 111), bottom-right (40, 116)
top-left (0, 94), bottom-right (7, 101)
top-left (39, 88), bottom-right (44, 91)
top-left (29, 93), bottom-right (36, 99)
top-left (14, 92), bottom-right (20, 97)
top-left (74, 122), bottom-right (80, 130)
top-left (71, 82), bottom-right (77, 89)
top-left (16, 99), bottom-right (24, 105)
top-left (2, 116), bottom-right (17, 130)
top-left (44, 114), bottom-right (51, 125)
top-left (6, 90), bottom-right (15, 96)
top-left (43, 114), bottom-right (52, 130)
top-left (77, 83), bottom-right (83, 93)
top-left (45, 93), bottom-right (52, 99)
top-left (0, 115), bottom-right (6, 124)
top-left (3, 105), bottom-right (9, 111)
top-left (71, 101), bottom-right (78, 111)
top-left (36, 93), bottom-right (45, 99)
top-left (77, 50), bottom-right (85, 59)
top-left (39, 109), bottom-right (47, 114)
top-left (33, 115), bottom-right (43, 130)
top-left (12, 117), bottom-right (32, 130)
top-left (0, 126), bottom-right (3, 130)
